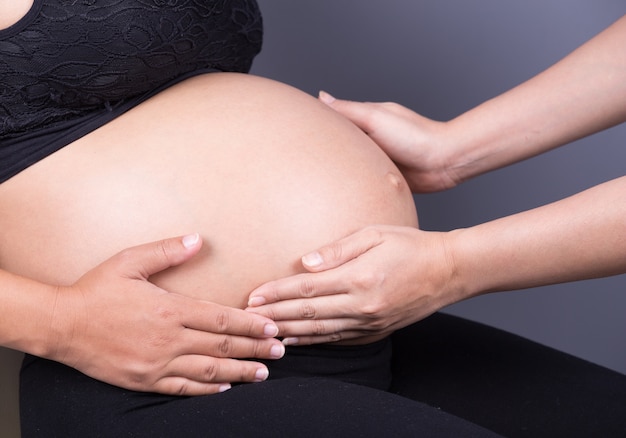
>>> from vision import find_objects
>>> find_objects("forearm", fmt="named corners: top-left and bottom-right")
top-left (0, 269), bottom-right (58, 357)
top-left (450, 176), bottom-right (626, 298)
top-left (445, 14), bottom-right (626, 182)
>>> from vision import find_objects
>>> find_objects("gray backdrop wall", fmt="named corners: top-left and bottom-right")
top-left (252, 0), bottom-right (626, 374)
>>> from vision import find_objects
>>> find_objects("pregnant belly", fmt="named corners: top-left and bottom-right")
top-left (0, 73), bottom-right (417, 310)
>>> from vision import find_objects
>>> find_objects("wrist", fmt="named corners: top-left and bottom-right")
top-left (446, 218), bottom-right (538, 298)
top-left (418, 230), bottom-right (478, 310)
top-left (405, 119), bottom-right (464, 192)
top-left (443, 228), bottom-right (490, 301)
top-left (42, 285), bottom-right (90, 366)
top-left (441, 112), bottom-right (502, 185)
top-left (21, 284), bottom-right (64, 360)
top-left (0, 270), bottom-right (61, 358)
top-left (39, 285), bottom-right (72, 362)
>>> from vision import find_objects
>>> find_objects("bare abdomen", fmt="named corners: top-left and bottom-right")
top-left (0, 73), bottom-right (418, 311)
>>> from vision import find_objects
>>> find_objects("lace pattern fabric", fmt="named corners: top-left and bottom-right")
top-left (0, 0), bottom-right (262, 182)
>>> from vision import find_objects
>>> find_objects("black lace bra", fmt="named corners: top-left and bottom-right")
top-left (0, 0), bottom-right (262, 183)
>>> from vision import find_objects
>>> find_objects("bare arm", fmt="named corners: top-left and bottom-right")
top-left (314, 15), bottom-right (626, 192)
top-left (247, 14), bottom-right (626, 344)
top-left (0, 269), bottom-right (58, 357)
top-left (444, 14), bottom-right (626, 185)
top-left (1, 235), bottom-right (284, 394)
top-left (450, 176), bottom-right (626, 297)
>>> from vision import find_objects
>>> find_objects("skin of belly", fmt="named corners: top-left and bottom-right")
top-left (0, 73), bottom-right (418, 314)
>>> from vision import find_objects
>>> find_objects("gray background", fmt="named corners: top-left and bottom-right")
top-left (0, 2), bottom-right (624, 434)
top-left (252, 0), bottom-right (626, 374)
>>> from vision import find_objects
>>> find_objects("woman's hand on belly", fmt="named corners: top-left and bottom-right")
top-left (247, 225), bottom-right (459, 345)
top-left (50, 235), bottom-right (284, 395)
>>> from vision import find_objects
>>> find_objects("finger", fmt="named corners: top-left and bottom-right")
top-left (116, 234), bottom-right (203, 280)
top-left (181, 329), bottom-right (285, 361)
top-left (273, 316), bottom-right (356, 340)
top-left (318, 91), bottom-right (379, 135)
top-left (177, 297), bottom-right (280, 339)
top-left (281, 331), bottom-right (374, 346)
top-left (247, 268), bottom-right (352, 307)
top-left (301, 227), bottom-right (384, 272)
top-left (151, 378), bottom-right (232, 397)
top-left (278, 319), bottom-right (402, 346)
top-left (156, 356), bottom-right (273, 396)
top-left (168, 356), bottom-right (271, 384)
top-left (247, 293), bottom-right (354, 323)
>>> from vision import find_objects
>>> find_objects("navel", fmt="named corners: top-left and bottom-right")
top-left (386, 171), bottom-right (405, 191)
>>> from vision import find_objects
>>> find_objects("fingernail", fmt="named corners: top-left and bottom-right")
top-left (219, 383), bottom-right (232, 393)
top-left (248, 296), bottom-right (266, 307)
top-left (182, 233), bottom-right (200, 248)
top-left (255, 367), bottom-right (269, 382)
top-left (282, 337), bottom-right (299, 346)
top-left (264, 323), bottom-right (279, 337)
top-left (302, 252), bottom-right (323, 268)
top-left (270, 344), bottom-right (285, 359)
top-left (318, 90), bottom-right (336, 105)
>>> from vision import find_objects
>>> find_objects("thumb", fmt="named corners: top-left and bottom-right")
top-left (301, 228), bottom-right (382, 272)
top-left (122, 233), bottom-right (203, 280)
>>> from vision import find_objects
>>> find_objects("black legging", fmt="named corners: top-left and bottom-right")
top-left (390, 313), bottom-right (626, 437)
top-left (20, 314), bottom-right (626, 437)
